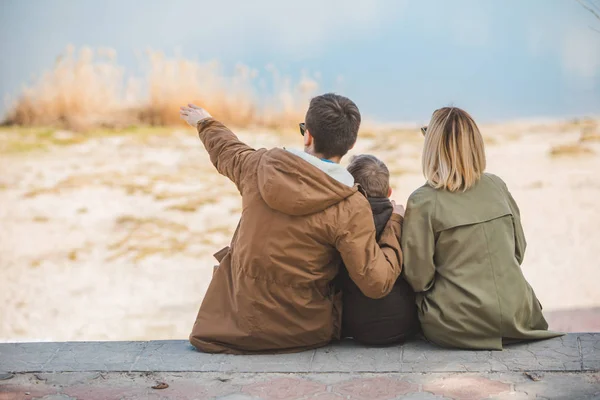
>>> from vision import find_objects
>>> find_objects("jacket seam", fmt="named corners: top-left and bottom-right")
top-left (432, 188), bottom-right (439, 234)
top-left (248, 149), bottom-right (271, 258)
top-left (334, 193), bottom-right (361, 246)
top-left (483, 173), bottom-right (521, 265)
top-left (436, 212), bottom-right (512, 232)
top-left (481, 222), bottom-right (504, 336)
top-left (239, 148), bottom-right (267, 196)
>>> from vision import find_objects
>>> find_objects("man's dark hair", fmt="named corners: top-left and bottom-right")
top-left (305, 93), bottom-right (361, 158)
top-left (347, 154), bottom-right (390, 197)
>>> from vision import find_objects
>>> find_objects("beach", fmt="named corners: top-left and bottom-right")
top-left (1, 119), bottom-right (599, 341)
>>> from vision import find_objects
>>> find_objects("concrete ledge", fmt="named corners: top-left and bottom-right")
top-left (1, 333), bottom-right (598, 374)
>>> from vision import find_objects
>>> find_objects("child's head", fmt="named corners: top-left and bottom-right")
top-left (303, 93), bottom-right (361, 159)
top-left (347, 154), bottom-right (391, 198)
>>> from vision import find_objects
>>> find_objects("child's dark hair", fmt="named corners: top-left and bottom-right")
top-left (347, 154), bottom-right (390, 197)
top-left (305, 93), bottom-right (361, 158)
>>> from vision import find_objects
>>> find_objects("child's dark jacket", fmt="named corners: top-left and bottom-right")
top-left (340, 197), bottom-right (419, 345)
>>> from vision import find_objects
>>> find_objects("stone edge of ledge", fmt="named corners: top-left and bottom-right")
top-left (0, 333), bottom-right (598, 374)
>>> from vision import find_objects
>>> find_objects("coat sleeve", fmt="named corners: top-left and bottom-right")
top-left (196, 118), bottom-right (261, 194)
top-left (401, 188), bottom-right (437, 293)
top-left (505, 185), bottom-right (527, 265)
top-left (335, 199), bottom-right (403, 299)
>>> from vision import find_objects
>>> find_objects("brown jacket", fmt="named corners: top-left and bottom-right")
top-left (189, 119), bottom-right (403, 354)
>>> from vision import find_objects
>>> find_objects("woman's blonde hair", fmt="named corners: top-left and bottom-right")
top-left (422, 107), bottom-right (486, 192)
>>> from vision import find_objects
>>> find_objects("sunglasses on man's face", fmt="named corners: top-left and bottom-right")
top-left (299, 122), bottom-right (306, 136)
top-left (421, 126), bottom-right (427, 136)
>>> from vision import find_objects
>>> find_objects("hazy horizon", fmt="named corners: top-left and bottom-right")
top-left (1, 0), bottom-right (599, 125)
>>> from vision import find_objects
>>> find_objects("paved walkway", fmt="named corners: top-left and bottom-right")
top-left (1, 334), bottom-right (599, 399)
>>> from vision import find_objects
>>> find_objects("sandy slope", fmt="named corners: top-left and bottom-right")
top-left (1, 121), bottom-right (599, 341)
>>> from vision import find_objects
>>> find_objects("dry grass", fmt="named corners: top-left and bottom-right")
top-left (21, 171), bottom-right (184, 198)
top-left (0, 140), bottom-right (48, 154)
top-left (4, 46), bottom-right (319, 131)
top-left (580, 134), bottom-right (600, 142)
top-left (387, 166), bottom-right (413, 176)
top-left (504, 131), bottom-right (524, 142)
top-left (549, 143), bottom-right (595, 158)
top-left (109, 215), bottom-right (191, 262)
top-left (580, 120), bottom-right (600, 142)
top-left (67, 250), bottom-right (78, 261)
top-left (107, 214), bottom-right (230, 262)
top-left (0, 126), bottom-right (174, 155)
top-left (367, 128), bottom-right (423, 152)
top-left (22, 173), bottom-right (119, 198)
top-left (547, 118), bottom-right (599, 158)
top-left (114, 215), bottom-right (189, 231)
top-left (5, 47), bottom-right (129, 130)
top-left (358, 130), bottom-right (379, 139)
top-left (483, 135), bottom-right (499, 146)
top-left (109, 214), bottom-right (234, 261)
top-left (153, 191), bottom-right (189, 201)
top-left (167, 196), bottom-right (219, 213)
top-left (525, 181), bottom-right (544, 189)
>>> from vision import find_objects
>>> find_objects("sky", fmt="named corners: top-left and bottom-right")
top-left (1, 0), bottom-right (599, 123)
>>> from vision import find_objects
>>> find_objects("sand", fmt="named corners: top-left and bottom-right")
top-left (1, 120), bottom-right (599, 341)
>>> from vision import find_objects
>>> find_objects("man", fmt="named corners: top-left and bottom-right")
top-left (180, 93), bottom-right (404, 354)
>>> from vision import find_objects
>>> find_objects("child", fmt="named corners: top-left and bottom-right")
top-left (340, 154), bottom-right (419, 345)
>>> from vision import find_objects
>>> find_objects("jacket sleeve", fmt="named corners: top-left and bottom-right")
top-left (401, 188), bottom-right (437, 293)
top-left (335, 200), bottom-right (403, 299)
top-left (196, 118), bottom-right (260, 194)
top-left (505, 185), bottom-right (527, 265)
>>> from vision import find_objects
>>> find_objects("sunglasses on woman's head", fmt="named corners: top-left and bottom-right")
top-left (421, 126), bottom-right (427, 136)
top-left (299, 122), bottom-right (306, 136)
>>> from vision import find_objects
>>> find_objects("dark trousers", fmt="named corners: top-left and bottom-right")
top-left (341, 277), bottom-right (419, 346)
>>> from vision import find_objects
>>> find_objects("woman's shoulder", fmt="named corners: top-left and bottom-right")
top-left (408, 183), bottom-right (436, 199)
top-left (481, 172), bottom-right (510, 192)
top-left (406, 173), bottom-right (510, 204)
top-left (407, 184), bottom-right (438, 210)
top-left (482, 172), bottom-right (505, 185)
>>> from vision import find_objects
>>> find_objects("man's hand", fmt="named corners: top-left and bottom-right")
top-left (179, 103), bottom-right (212, 127)
top-left (391, 200), bottom-right (405, 217)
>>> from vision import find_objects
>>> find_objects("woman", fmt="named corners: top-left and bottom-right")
top-left (401, 107), bottom-right (561, 350)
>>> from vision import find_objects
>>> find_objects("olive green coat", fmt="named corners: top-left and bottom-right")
top-left (401, 173), bottom-right (562, 350)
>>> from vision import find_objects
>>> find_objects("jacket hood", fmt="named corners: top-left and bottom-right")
top-left (257, 148), bottom-right (358, 216)
top-left (367, 197), bottom-right (393, 240)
